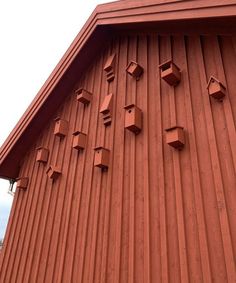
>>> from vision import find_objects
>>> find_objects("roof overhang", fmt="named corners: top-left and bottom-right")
top-left (1, 0), bottom-right (236, 179)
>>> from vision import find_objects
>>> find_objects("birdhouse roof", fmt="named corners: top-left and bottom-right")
top-left (207, 76), bottom-right (226, 89)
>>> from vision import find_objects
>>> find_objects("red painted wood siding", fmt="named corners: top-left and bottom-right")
top-left (0, 33), bottom-right (236, 282)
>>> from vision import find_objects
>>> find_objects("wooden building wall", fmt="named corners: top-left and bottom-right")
top-left (0, 32), bottom-right (236, 282)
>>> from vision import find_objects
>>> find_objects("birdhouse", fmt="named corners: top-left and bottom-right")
top-left (126, 61), bottom-right (143, 79)
top-left (159, 60), bottom-right (181, 86)
top-left (94, 147), bottom-right (110, 169)
top-left (207, 76), bottom-right (226, 100)
top-left (36, 147), bottom-right (49, 163)
top-left (76, 88), bottom-right (92, 105)
top-left (165, 126), bottom-right (185, 149)
top-left (100, 93), bottom-right (113, 126)
top-left (46, 165), bottom-right (61, 180)
top-left (16, 177), bottom-right (29, 190)
top-left (72, 131), bottom-right (87, 151)
top-left (54, 118), bottom-right (69, 138)
top-left (124, 104), bottom-right (142, 134)
top-left (104, 54), bottom-right (116, 82)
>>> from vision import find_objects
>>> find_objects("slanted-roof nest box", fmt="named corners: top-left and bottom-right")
top-left (207, 76), bottom-right (226, 100)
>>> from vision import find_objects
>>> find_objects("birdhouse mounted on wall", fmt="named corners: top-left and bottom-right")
top-left (76, 88), bottom-right (92, 105)
top-left (124, 104), bottom-right (142, 134)
top-left (165, 126), bottom-right (185, 150)
top-left (94, 147), bottom-right (110, 169)
top-left (16, 177), bottom-right (29, 190)
top-left (159, 60), bottom-right (181, 86)
top-left (72, 131), bottom-right (87, 151)
top-left (207, 76), bottom-right (226, 100)
top-left (104, 54), bottom-right (116, 82)
top-left (36, 147), bottom-right (49, 163)
top-left (100, 93), bottom-right (113, 126)
top-left (126, 61), bottom-right (143, 79)
top-left (46, 165), bottom-right (61, 180)
top-left (54, 118), bottom-right (69, 138)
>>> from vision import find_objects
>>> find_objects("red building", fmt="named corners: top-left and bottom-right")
top-left (0, 0), bottom-right (236, 282)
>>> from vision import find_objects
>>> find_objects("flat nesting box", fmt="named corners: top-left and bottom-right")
top-left (124, 104), bottom-right (142, 134)
top-left (72, 131), bottom-right (87, 151)
top-left (46, 166), bottom-right (61, 180)
top-left (76, 88), bottom-right (92, 105)
top-left (207, 76), bottom-right (226, 100)
top-left (165, 126), bottom-right (185, 149)
top-left (54, 118), bottom-right (68, 138)
top-left (17, 177), bottom-right (29, 190)
top-left (104, 54), bottom-right (116, 82)
top-left (36, 147), bottom-right (49, 163)
top-left (100, 93), bottom-right (113, 115)
top-left (94, 147), bottom-right (110, 169)
top-left (159, 60), bottom-right (181, 86)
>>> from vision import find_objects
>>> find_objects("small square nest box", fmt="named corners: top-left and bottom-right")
top-left (46, 165), bottom-right (61, 180)
top-left (54, 118), bottom-right (69, 138)
top-left (76, 88), bottom-right (92, 105)
top-left (159, 60), bottom-right (181, 86)
top-left (16, 177), bottom-right (29, 190)
top-left (124, 104), bottom-right (142, 134)
top-left (126, 61), bottom-right (143, 79)
top-left (36, 147), bottom-right (49, 163)
top-left (94, 147), bottom-right (110, 169)
top-left (72, 131), bottom-right (87, 151)
top-left (165, 126), bottom-right (185, 150)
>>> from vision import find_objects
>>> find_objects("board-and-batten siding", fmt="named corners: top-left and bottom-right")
top-left (0, 34), bottom-right (236, 283)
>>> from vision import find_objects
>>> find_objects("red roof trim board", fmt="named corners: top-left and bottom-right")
top-left (1, 0), bottom-right (236, 179)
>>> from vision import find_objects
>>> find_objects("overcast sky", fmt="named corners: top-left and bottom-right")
top-left (0, 0), bottom-right (116, 239)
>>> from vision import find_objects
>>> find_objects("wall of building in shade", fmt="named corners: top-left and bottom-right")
top-left (0, 32), bottom-right (236, 283)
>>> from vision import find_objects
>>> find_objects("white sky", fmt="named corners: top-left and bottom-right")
top-left (0, 0), bottom-right (116, 237)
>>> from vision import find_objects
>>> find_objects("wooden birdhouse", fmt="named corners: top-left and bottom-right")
top-left (207, 76), bottom-right (226, 100)
top-left (159, 60), bottom-right (181, 86)
top-left (76, 88), bottom-right (92, 105)
top-left (94, 147), bottom-right (110, 169)
top-left (100, 93), bottom-right (113, 126)
top-left (126, 61), bottom-right (143, 79)
top-left (124, 104), bottom-right (142, 134)
top-left (165, 126), bottom-right (185, 149)
top-left (36, 147), bottom-right (49, 163)
top-left (104, 54), bottom-right (116, 82)
top-left (72, 131), bottom-right (87, 151)
top-left (46, 165), bottom-right (61, 180)
top-left (16, 177), bottom-right (29, 190)
top-left (54, 118), bottom-right (69, 138)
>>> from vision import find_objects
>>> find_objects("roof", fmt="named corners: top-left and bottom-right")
top-left (207, 76), bottom-right (227, 89)
top-left (1, 0), bottom-right (236, 179)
